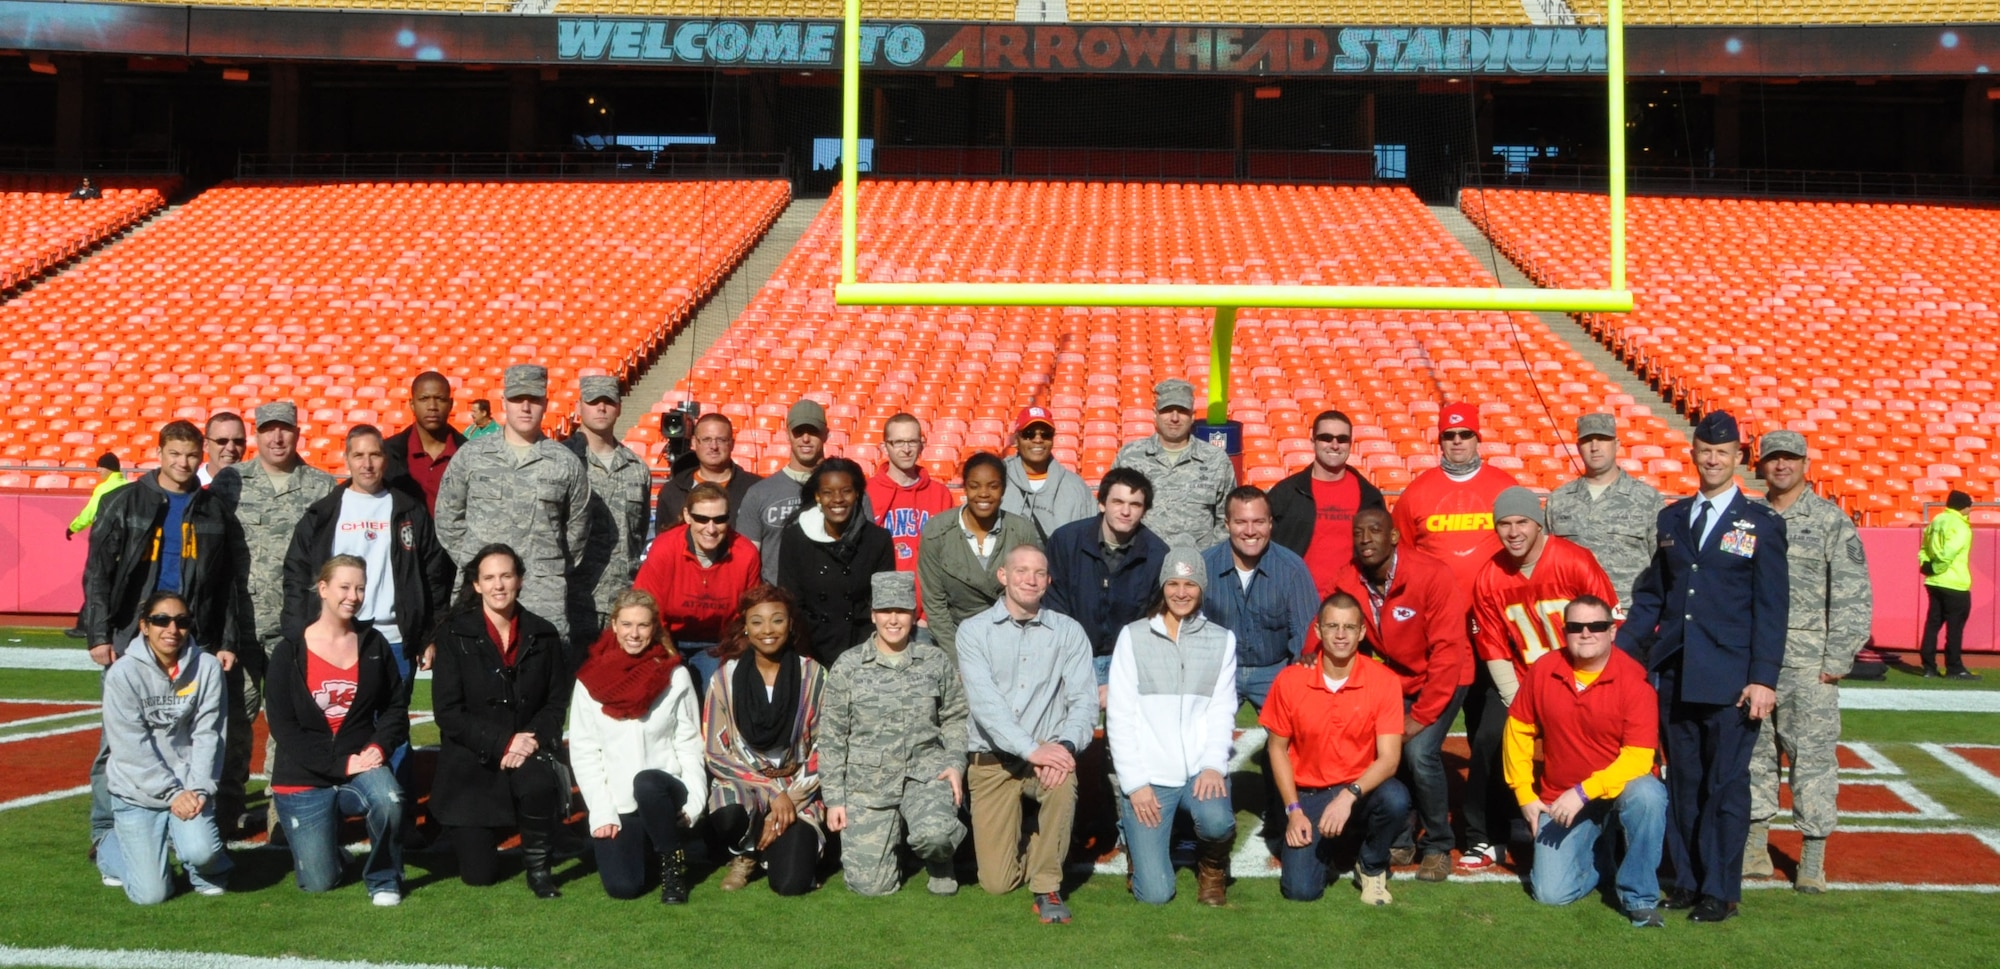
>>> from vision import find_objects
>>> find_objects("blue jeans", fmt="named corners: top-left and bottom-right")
top-left (98, 798), bottom-right (231, 905)
top-left (1117, 778), bottom-right (1235, 904)
top-left (386, 640), bottom-right (411, 776)
top-left (274, 766), bottom-right (405, 895)
top-left (1093, 654), bottom-right (1113, 687)
top-left (1530, 775), bottom-right (1667, 913)
top-left (1236, 662), bottom-right (1285, 711)
top-left (1395, 687), bottom-right (1467, 858)
top-left (681, 642), bottom-right (721, 700)
top-left (1279, 779), bottom-right (1410, 901)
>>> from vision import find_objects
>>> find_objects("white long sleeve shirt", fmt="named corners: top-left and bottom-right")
top-left (1106, 613), bottom-right (1238, 795)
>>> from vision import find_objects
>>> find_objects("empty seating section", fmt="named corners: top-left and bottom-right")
top-left (1065, 0), bottom-right (1528, 24)
top-left (636, 180), bottom-right (1689, 494)
top-left (0, 179), bottom-right (787, 486)
top-left (1461, 189), bottom-right (2000, 525)
top-left (1568, 0), bottom-right (1995, 24)
top-left (1, 176), bottom-right (175, 292)
top-left (552, 0), bottom-right (1013, 18)
top-left (118, 0), bottom-right (503, 10)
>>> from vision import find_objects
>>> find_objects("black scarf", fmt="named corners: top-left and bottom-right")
top-left (731, 650), bottom-right (801, 752)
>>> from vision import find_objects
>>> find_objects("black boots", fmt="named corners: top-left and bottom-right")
top-left (519, 819), bottom-right (562, 899)
top-left (659, 849), bottom-right (690, 905)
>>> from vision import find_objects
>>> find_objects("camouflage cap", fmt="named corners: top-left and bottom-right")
top-left (253, 401), bottom-right (298, 429)
top-left (1576, 412), bottom-right (1618, 441)
top-left (504, 364), bottom-right (549, 399)
top-left (870, 571), bottom-right (917, 611)
top-left (579, 375), bottom-right (621, 404)
top-left (1758, 429), bottom-right (1808, 460)
top-left (1154, 379), bottom-right (1196, 413)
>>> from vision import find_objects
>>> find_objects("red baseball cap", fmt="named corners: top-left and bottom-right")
top-left (1439, 402), bottom-right (1481, 436)
top-left (1014, 406), bottom-right (1056, 434)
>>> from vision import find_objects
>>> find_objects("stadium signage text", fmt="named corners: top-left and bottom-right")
top-left (556, 19), bottom-right (927, 67)
top-left (923, 25), bottom-right (1608, 75)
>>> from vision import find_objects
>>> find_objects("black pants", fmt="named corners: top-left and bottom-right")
top-left (1461, 682), bottom-right (1516, 849)
top-left (594, 771), bottom-right (688, 900)
top-left (1658, 665), bottom-right (1757, 904)
top-left (1920, 585), bottom-right (1972, 674)
top-left (710, 803), bottom-right (819, 896)
top-left (447, 757), bottom-right (562, 887)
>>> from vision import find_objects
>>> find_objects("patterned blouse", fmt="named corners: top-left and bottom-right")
top-left (703, 654), bottom-right (826, 845)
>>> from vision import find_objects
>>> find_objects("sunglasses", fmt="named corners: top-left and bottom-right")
top-left (1313, 433), bottom-right (1352, 445)
top-left (145, 614), bottom-right (194, 629)
top-left (1440, 430), bottom-right (1478, 442)
top-left (687, 512), bottom-right (728, 525)
top-left (1564, 620), bottom-right (1615, 634)
top-left (1019, 426), bottom-right (1054, 440)
top-left (207, 437), bottom-right (247, 447)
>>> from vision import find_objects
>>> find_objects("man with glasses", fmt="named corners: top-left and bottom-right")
top-left (1466, 487), bottom-right (1618, 873)
top-left (654, 413), bottom-right (761, 533)
top-left (634, 482), bottom-right (761, 694)
top-left (384, 371), bottom-right (465, 515)
top-left (739, 399), bottom-right (852, 584)
top-left (1001, 406), bottom-right (1096, 543)
top-left (1545, 413), bottom-right (1665, 606)
top-left (434, 364), bottom-right (592, 647)
top-left (207, 402), bottom-right (338, 835)
top-left (868, 413), bottom-right (956, 574)
top-left (1616, 410), bottom-right (1788, 923)
top-left (196, 413), bottom-right (247, 488)
top-left (1504, 595), bottom-right (1667, 926)
top-left (1114, 380), bottom-right (1235, 551)
top-left (1392, 402), bottom-right (1520, 590)
top-left (1269, 409), bottom-right (1388, 595)
top-left (563, 376), bottom-right (653, 644)
top-left (80, 419), bottom-right (254, 865)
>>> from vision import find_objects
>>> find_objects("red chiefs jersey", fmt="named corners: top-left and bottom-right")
top-left (1471, 535), bottom-right (1620, 682)
top-left (1391, 463), bottom-right (1521, 590)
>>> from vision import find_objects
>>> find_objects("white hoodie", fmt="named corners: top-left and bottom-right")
top-left (1106, 613), bottom-right (1237, 794)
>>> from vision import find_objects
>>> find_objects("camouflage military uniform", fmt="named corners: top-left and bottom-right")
top-left (819, 641), bottom-right (968, 896)
top-left (563, 435), bottom-right (652, 639)
top-left (206, 457), bottom-right (338, 820)
top-left (433, 433), bottom-right (592, 641)
top-left (1112, 436), bottom-right (1234, 550)
top-left (1749, 488), bottom-right (1872, 839)
top-left (1545, 469), bottom-right (1665, 606)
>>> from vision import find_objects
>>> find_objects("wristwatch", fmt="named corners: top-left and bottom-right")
top-left (1344, 782), bottom-right (1364, 799)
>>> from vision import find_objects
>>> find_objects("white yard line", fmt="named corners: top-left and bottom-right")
top-left (1839, 741), bottom-right (1901, 777)
top-left (0, 721), bottom-right (98, 745)
top-left (0, 709), bottom-right (102, 730)
top-left (1841, 689), bottom-right (2000, 713)
top-left (0, 946), bottom-right (497, 969)
top-left (1916, 743), bottom-right (2000, 799)
top-left (0, 785), bottom-right (92, 813)
top-left (0, 698), bottom-right (99, 705)
top-left (0, 649), bottom-right (99, 672)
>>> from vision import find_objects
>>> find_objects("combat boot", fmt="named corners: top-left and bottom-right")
top-left (1742, 821), bottom-right (1774, 878)
top-left (1795, 836), bottom-right (1829, 894)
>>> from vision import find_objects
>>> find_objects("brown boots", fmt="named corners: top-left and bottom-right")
top-left (1195, 837), bottom-right (1231, 906)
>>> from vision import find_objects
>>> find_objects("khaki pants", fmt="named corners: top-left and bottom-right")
top-left (968, 757), bottom-right (1076, 896)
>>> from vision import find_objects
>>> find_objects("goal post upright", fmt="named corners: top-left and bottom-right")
top-left (833, 1), bottom-right (1633, 424)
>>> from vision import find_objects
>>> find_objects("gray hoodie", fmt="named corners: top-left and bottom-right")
top-left (999, 455), bottom-right (1097, 543)
top-left (102, 642), bottom-right (226, 810)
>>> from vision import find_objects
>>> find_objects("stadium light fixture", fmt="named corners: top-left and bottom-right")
top-left (834, 0), bottom-right (1634, 424)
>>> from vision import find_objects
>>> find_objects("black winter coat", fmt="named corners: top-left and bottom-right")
top-left (428, 606), bottom-right (572, 827)
top-left (265, 626), bottom-right (411, 789)
top-left (1267, 466), bottom-right (1388, 560)
top-left (775, 519), bottom-right (895, 666)
top-left (280, 485), bottom-right (455, 646)
top-left (79, 472), bottom-right (254, 663)
top-left (382, 425), bottom-right (466, 511)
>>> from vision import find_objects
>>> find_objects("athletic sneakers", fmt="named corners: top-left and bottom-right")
top-left (1458, 842), bottom-right (1502, 871)
top-left (1357, 869), bottom-right (1393, 906)
top-left (1033, 892), bottom-right (1072, 923)
top-left (100, 876), bottom-right (122, 888)
top-left (1630, 909), bottom-right (1665, 928)
top-left (194, 884), bottom-right (225, 897)
top-left (371, 890), bottom-right (402, 907)
top-left (926, 860), bottom-right (959, 896)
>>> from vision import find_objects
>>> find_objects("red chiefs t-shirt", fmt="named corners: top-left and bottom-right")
top-left (1390, 463), bottom-right (1522, 590)
top-left (271, 649), bottom-right (360, 795)
top-left (1472, 536), bottom-right (1620, 682)
top-left (1302, 473), bottom-right (1362, 596)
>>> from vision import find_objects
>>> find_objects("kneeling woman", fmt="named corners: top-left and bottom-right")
top-left (1105, 548), bottom-right (1239, 906)
top-left (569, 590), bottom-right (707, 903)
top-left (266, 555), bottom-right (411, 906)
top-left (704, 585), bottom-right (827, 896)
top-left (97, 592), bottom-right (231, 904)
top-left (431, 543), bottom-right (574, 898)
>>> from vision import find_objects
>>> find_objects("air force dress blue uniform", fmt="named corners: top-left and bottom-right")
top-left (1616, 412), bottom-right (1788, 911)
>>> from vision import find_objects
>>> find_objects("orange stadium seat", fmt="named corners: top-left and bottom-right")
top-left (1462, 187), bottom-right (2000, 524)
top-left (637, 179), bottom-right (1689, 492)
top-left (0, 175), bottom-right (176, 293)
top-left (0, 178), bottom-right (787, 487)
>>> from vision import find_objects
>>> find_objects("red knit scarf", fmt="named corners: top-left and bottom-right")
top-left (575, 629), bottom-right (681, 720)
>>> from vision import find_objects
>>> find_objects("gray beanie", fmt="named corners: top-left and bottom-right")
top-left (1492, 486), bottom-right (1544, 529)
top-left (1159, 546), bottom-right (1208, 593)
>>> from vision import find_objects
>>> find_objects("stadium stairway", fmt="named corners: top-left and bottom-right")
top-left (615, 195), bottom-right (823, 439)
top-left (1430, 202), bottom-right (1764, 495)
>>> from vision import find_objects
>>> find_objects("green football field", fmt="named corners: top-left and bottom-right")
top-left (2, 645), bottom-right (1998, 969)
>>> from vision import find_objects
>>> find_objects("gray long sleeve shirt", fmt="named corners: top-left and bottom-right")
top-left (956, 600), bottom-right (1098, 758)
top-left (102, 643), bottom-right (227, 809)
